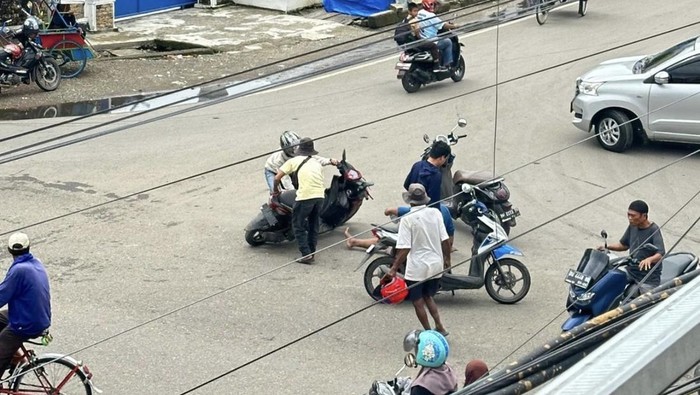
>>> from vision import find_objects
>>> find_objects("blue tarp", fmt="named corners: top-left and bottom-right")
top-left (323, 0), bottom-right (393, 17)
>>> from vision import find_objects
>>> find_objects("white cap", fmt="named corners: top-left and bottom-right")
top-left (8, 232), bottom-right (30, 251)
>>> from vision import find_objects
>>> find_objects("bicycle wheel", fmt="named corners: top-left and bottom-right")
top-left (49, 39), bottom-right (89, 78)
top-left (578, 0), bottom-right (588, 16)
top-left (535, 0), bottom-right (549, 25)
top-left (12, 356), bottom-right (92, 395)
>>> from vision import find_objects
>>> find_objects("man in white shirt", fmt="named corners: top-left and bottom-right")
top-left (386, 183), bottom-right (451, 336)
top-left (417, 0), bottom-right (457, 70)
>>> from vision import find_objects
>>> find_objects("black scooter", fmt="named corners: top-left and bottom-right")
top-left (245, 150), bottom-right (373, 246)
top-left (360, 184), bottom-right (531, 304)
top-left (420, 119), bottom-right (520, 235)
top-left (395, 32), bottom-right (466, 93)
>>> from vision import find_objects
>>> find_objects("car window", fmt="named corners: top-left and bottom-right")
top-left (638, 37), bottom-right (697, 73)
top-left (669, 57), bottom-right (700, 83)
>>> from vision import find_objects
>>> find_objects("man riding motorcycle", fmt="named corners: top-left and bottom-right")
top-left (416, 0), bottom-right (457, 72)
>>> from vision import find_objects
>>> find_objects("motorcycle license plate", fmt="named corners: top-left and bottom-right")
top-left (397, 70), bottom-right (406, 78)
top-left (395, 62), bottom-right (410, 70)
top-left (564, 269), bottom-right (592, 289)
top-left (499, 208), bottom-right (520, 220)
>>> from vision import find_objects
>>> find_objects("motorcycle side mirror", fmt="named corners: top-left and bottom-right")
top-left (423, 134), bottom-right (430, 144)
top-left (404, 353), bottom-right (416, 368)
top-left (600, 230), bottom-right (607, 239)
top-left (457, 118), bottom-right (467, 128)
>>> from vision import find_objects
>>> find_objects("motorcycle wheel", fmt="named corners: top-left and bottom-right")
top-left (245, 229), bottom-right (266, 247)
top-left (401, 72), bottom-right (421, 93)
top-left (450, 55), bottom-right (466, 82)
top-left (34, 57), bottom-right (61, 91)
top-left (484, 258), bottom-right (531, 304)
top-left (364, 256), bottom-right (403, 300)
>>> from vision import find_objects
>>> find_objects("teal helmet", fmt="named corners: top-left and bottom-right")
top-left (415, 330), bottom-right (449, 368)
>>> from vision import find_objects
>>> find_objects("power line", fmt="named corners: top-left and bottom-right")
top-left (176, 148), bottom-right (700, 394)
top-left (2, 17), bottom-right (698, 166)
top-left (0, 0), bottom-right (506, 145)
top-left (3, 13), bottom-right (699, 387)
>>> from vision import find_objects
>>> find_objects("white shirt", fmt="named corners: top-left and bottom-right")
top-left (397, 205), bottom-right (449, 281)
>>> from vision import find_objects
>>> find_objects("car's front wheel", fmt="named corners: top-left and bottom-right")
top-left (595, 110), bottom-right (634, 152)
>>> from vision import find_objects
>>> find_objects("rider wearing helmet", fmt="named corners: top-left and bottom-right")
top-left (264, 131), bottom-right (301, 192)
top-left (404, 330), bottom-right (458, 395)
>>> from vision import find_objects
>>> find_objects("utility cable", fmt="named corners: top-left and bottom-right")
top-left (492, 0), bottom-right (501, 178)
top-left (0, 8), bottom-right (505, 162)
top-left (176, 153), bottom-right (700, 393)
top-left (3, 105), bottom-right (698, 388)
top-left (0, 0), bottom-right (505, 144)
top-left (2, 17), bottom-right (698, 166)
top-left (3, 15), bottom-right (700, 385)
top-left (484, 181), bottom-right (700, 372)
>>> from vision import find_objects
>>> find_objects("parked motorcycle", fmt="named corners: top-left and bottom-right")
top-left (0, 18), bottom-right (61, 93)
top-left (420, 118), bottom-right (520, 235)
top-left (395, 33), bottom-right (466, 93)
top-left (361, 184), bottom-right (531, 304)
top-left (245, 150), bottom-right (373, 246)
top-left (561, 230), bottom-right (699, 331)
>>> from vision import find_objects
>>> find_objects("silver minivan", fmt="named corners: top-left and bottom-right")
top-left (571, 36), bottom-right (700, 152)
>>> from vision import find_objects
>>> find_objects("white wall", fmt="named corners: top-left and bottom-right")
top-left (233, 0), bottom-right (321, 12)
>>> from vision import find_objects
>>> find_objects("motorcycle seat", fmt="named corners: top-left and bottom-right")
top-left (375, 222), bottom-right (399, 233)
top-left (453, 170), bottom-right (493, 185)
top-left (279, 190), bottom-right (297, 209)
top-left (659, 252), bottom-right (698, 284)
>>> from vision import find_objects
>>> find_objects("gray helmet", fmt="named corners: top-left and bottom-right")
top-left (22, 16), bottom-right (40, 36)
top-left (403, 329), bottom-right (423, 352)
top-left (280, 130), bottom-right (300, 157)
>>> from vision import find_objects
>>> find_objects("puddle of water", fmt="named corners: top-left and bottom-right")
top-left (0, 79), bottom-right (271, 121)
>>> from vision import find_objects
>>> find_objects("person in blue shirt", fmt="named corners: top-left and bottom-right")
top-left (0, 233), bottom-right (51, 375)
top-left (404, 140), bottom-right (451, 206)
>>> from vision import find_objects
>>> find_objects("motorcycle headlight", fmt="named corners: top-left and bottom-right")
top-left (577, 80), bottom-right (604, 96)
top-left (577, 291), bottom-right (595, 303)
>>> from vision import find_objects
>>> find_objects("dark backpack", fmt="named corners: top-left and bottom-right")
top-left (394, 17), bottom-right (414, 46)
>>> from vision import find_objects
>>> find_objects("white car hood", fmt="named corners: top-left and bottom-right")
top-left (580, 55), bottom-right (646, 83)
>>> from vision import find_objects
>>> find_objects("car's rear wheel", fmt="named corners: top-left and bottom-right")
top-left (595, 110), bottom-right (634, 152)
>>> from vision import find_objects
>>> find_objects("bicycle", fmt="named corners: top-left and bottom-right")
top-left (535, 0), bottom-right (588, 25)
top-left (0, 333), bottom-right (101, 394)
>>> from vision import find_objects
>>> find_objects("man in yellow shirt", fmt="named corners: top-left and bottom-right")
top-left (273, 137), bottom-right (338, 263)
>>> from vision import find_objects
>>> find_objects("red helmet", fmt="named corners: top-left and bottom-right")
top-left (422, 0), bottom-right (437, 12)
top-left (381, 277), bottom-right (409, 304)
top-left (3, 44), bottom-right (22, 60)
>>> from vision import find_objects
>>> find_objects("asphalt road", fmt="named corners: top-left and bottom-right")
top-left (1, 0), bottom-right (700, 393)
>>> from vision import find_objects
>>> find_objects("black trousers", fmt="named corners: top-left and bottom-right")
top-left (292, 198), bottom-right (323, 256)
top-left (0, 310), bottom-right (26, 376)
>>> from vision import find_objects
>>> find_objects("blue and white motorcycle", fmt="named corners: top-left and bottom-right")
top-left (561, 230), bottom-right (699, 331)
top-left (361, 184), bottom-right (531, 304)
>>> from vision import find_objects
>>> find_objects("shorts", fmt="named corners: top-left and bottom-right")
top-left (405, 278), bottom-right (441, 301)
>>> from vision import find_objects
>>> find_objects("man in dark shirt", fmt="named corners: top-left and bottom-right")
top-left (404, 141), bottom-right (451, 206)
top-left (0, 233), bottom-right (51, 375)
top-left (598, 200), bottom-right (665, 292)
